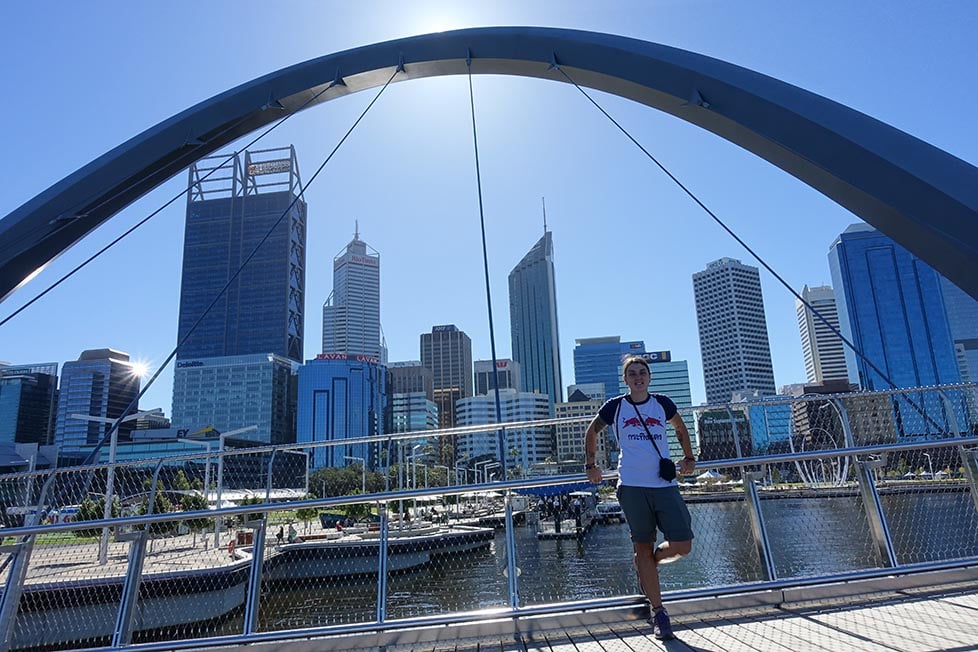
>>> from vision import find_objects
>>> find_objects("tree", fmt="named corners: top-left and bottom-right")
top-left (180, 493), bottom-right (212, 546)
top-left (73, 496), bottom-right (120, 538)
top-left (295, 507), bottom-right (319, 533)
top-left (138, 492), bottom-right (174, 536)
top-left (172, 470), bottom-right (191, 492)
top-left (238, 496), bottom-right (265, 526)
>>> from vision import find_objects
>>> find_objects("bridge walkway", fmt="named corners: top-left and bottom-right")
top-left (237, 569), bottom-right (977, 652)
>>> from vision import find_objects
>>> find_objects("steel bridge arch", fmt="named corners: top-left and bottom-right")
top-left (1, 26), bottom-right (977, 301)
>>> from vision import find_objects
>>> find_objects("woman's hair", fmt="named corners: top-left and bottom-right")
top-left (622, 355), bottom-right (651, 376)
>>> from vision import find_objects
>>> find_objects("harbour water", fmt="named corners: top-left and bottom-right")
top-left (252, 490), bottom-right (978, 632)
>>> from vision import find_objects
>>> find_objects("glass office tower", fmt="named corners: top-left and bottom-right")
top-left (509, 231), bottom-right (563, 411)
top-left (54, 350), bottom-right (140, 458)
top-left (829, 224), bottom-right (963, 440)
top-left (829, 224), bottom-right (960, 391)
top-left (297, 354), bottom-right (388, 470)
top-left (0, 363), bottom-right (58, 445)
top-left (940, 277), bottom-right (978, 382)
top-left (573, 336), bottom-right (646, 401)
top-left (176, 147), bottom-right (306, 363)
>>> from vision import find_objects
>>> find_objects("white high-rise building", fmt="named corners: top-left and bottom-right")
top-left (455, 389), bottom-right (551, 470)
top-left (322, 227), bottom-right (387, 363)
top-left (693, 258), bottom-right (776, 404)
top-left (796, 284), bottom-right (849, 383)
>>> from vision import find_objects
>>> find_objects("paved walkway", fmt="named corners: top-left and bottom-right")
top-left (240, 574), bottom-right (978, 652)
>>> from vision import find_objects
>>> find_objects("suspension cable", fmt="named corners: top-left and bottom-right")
top-left (552, 63), bottom-right (911, 396)
top-left (1, 84), bottom-right (340, 328)
top-left (465, 55), bottom-right (507, 478)
top-left (80, 67), bottom-right (401, 467)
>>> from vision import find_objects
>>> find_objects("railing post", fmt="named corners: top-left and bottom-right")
top-left (959, 448), bottom-right (978, 514)
top-left (855, 459), bottom-right (897, 567)
top-left (113, 458), bottom-right (166, 646)
top-left (242, 515), bottom-right (267, 635)
top-left (743, 473), bottom-right (777, 581)
top-left (112, 530), bottom-right (149, 646)
top-left (504, 490), bottom-right (520, 609)
top-left (376, 501), bottom-right (389, 623)
top-left (0, 535), bottom-right (36, 652)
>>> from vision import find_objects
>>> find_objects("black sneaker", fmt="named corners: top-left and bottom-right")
top-left (649, 607), bottom-right (675, 640)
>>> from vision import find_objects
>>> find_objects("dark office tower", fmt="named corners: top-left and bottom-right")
top-left (421, 325), bottom-right (472, 461)
top-left (693, 257), bottom-right (777, 403)
top-left (0, 363), bottom-right (58, 444)
top-left (388, 362), bottom-right (438, 434)
top-left (176, 146), bottom-right (306, 362)
top-left (509, 231), bottom-right (563, 412)
top-left (53, 350), bottom-right (140, 458)
top-left (389, 362), bottom-right (434, 399)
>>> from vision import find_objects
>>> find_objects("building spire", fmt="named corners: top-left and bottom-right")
top-left (541, 197), bottom-right (548, 233)
top-left (354, 219), bottom-right (359, 241)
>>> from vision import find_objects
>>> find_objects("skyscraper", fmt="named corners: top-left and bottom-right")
top-left (474, 359), bottom-right (521, 396)
top-left (322, 227), bottom-right (386, 362)
top-left (0, 363), bottom-right (58, 445)
top-left (297, 354), bottom-right (388, 469)
top-left (796, 285), bottom-right (849, 384)
top-left (573, 336), bottom-right (646, 401)
top-left (829, 224), bottom-right (960, 391)
top-left (693, 258), bottom-right (776, 403)
top-left (388, 361), bottom-right (438, 434)
top-left (421, 325), bottom-right (472, 462)
top-left (53, 349), bottom-right (140, 459)
top-left (171, 354), bottom-right (298, 445)
top-left (940, 277), bottom-right (978, 382)
top-left (509, 231), bottom-right (563, 410)
top-left (176, 146), bottom-right (306, 362)
top-left (644, 354), bottom-right (697, 459)
top-left (456, 389), bottom-right (551, 470)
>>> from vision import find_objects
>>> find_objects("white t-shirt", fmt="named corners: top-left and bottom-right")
top-left (598, 393), bottom-right (678, 488)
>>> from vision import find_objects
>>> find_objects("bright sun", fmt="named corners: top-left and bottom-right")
top-left (131, 362), bottom-right (149, 378)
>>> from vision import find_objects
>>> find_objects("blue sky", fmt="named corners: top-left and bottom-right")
top-left (1, 1), bottom-right (976, 415)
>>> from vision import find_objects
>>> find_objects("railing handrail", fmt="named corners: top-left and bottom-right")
top-left (6, 382), bottom-right (975, 483)
top-left (4, 435), bottom-right (977, 539)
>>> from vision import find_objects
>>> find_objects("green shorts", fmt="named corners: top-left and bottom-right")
top-left (617, 484), bottom-right (693, 544)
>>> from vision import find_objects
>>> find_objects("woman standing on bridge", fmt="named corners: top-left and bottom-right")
top-left (584, 356), bottom-right (696, 640)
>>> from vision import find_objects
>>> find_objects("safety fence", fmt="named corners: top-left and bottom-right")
top-left (0, 385), bottom-right (976, 650)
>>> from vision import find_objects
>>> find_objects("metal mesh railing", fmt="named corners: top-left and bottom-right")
top-left (0, 385), bottom-right (976, 650)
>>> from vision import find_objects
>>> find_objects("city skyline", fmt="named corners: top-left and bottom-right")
top-left (2, 3), bottom-right (977, 416)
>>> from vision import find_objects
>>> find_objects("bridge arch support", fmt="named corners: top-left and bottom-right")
top-left (1, 27), bottom-right (976, 300)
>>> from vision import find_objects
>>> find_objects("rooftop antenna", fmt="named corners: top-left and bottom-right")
top-left (354, 219), bottom-right (359, 240)
top-left (541, 197), bottom-right (548, 233)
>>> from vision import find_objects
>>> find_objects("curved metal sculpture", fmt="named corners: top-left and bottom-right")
top-left (1, 27), bottom-right (976, 301)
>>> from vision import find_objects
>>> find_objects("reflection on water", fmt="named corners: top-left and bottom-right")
top-left (252, 490), bottom-right (977, 631)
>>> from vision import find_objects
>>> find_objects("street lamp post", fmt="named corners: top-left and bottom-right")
top-left (432, 464), bottom-right (450, 486)
top-left (344, 456), bottom-right (366, 494)
top-left (213, 425), bottom-right (259, 548)
top-left (923, 452), bottom-right (934, 480)
top-left (71, 408), bottom-right (162, 566)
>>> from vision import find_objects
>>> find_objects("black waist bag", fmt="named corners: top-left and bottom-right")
top-left (659, 458), bottom-right (677, 482)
